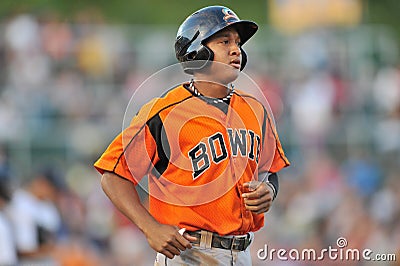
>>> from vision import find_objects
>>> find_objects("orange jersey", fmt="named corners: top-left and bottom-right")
top-left (94, 84), bottom-right (289, 235)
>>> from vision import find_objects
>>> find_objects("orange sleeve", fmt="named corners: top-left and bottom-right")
top-left (94, 119), bottom-right (157, 185)
top-left (94, 86), bottom-right (192, 184)
top-left (267, 132), bottom-right (290, 173)
top-left (258, 111), bottom-right (290, 174)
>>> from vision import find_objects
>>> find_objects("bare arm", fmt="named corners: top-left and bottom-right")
top-left (101, 171), bottom-right (196, 258)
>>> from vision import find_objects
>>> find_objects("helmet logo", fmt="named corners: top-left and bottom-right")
top-left (222, 8), bottom-right (239, 24)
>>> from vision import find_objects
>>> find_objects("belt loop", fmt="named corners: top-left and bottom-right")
top-left (200, 230), bottom-right (213, 249)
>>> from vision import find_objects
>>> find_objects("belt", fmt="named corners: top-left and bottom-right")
top-left (187, 230), bottom-right (252, 251)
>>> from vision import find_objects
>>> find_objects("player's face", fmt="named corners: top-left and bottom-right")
top-left (204, 27), bottom-right (242, 84)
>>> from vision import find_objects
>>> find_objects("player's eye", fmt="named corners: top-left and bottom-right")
top-left (219, 38), bottom-right (240, 47)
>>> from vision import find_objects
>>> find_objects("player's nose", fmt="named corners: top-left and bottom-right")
top-left (230, 43), bottom-right (241, 56)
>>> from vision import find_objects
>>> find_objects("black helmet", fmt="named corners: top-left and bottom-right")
top-left (175, 6), bottom-right (258, 74)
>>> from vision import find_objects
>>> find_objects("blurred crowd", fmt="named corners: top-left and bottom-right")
top-left (0, 11), bottom-right (399, 266)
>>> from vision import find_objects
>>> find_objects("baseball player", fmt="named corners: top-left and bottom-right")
top-left (95, 5), bottom-right (290, 265)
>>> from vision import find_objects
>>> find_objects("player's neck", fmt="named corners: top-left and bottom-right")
top-left (192, 80), bottom-right (230, 98)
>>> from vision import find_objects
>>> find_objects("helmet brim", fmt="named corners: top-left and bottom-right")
top-left (229, 20), bottom-right (258, 45)
top-left (202, 20), bottom-right (258, 46)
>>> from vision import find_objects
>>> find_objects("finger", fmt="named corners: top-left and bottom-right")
top-left (176, 233), bottom-right (193, 249)
top-left (245, 201), bottom-right (270, 211)
top-left (244, 198), bottom-right (261, 206)
top-left (255, 203), bottom-right (271, 214)
top-left (174, 227), bottom-right (192, 249)
top-left (256, 205), bottom-right (271, 213)
top-left (183, 232), bottom-right (197, 244)
top-left (243, 195), bottom-right (271, 206)
top-left (256, 207), bottom-right (270, 214)
top-left (243, 181), bottom-right (260, 192)
top-left (242, 190), bottom-right (262, 199)
top-left (162, 250), bottom-right (175, 259)
top-left (172, 236), bottom-right (188, 251)
top-left (242, 186), bottom-right (269, 199)
top-left (244, 194), bottom-right (272, 205)
top-left (247, 205), bottom-right (269, 214)
top-left (166, 244), bottom-right (182, 256)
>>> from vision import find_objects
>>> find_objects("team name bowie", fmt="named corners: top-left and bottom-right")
top-left (188, 128), bottom-right (261, 179)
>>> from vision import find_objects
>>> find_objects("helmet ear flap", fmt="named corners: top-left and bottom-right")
top-left (182, 46), bottom-right (214, 74)
top-left (194, 46), bottom-right (214, 62)
top-left (240, 48), bottom-right (247, 71)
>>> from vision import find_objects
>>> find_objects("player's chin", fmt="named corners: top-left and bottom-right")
top-left (218, 68), bottom-right (240, 84)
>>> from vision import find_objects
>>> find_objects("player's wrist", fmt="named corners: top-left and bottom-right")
top-left (139, 218), bottom-right (161, 237)
top-left (264, 180), bottom-right (277, 201)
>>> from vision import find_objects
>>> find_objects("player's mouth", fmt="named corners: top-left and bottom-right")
top-left (230, 59), bottom-right (241, 69)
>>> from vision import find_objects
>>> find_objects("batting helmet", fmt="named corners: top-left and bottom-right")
top-left (175, 6), bottom-right (258, 74)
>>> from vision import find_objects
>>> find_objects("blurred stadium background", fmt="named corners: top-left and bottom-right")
top-left (0, 0), bottom-right (399, 265)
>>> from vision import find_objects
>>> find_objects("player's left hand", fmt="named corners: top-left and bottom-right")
top-left (242, 181), bottom-right (273, 214)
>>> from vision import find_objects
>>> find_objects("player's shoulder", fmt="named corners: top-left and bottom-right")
top-left (234, 88), bottom-right (266, 109)
top-left (135, 84), bottom-right (193, 122)
top-left (148, 84), bottom-right (192, 110)
top-left (152, 84), bottom-right (191, 105)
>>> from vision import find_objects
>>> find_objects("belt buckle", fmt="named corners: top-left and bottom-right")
top-left (231, 237), bottom-right (243, 251)
top-left (219, 237), bottom-right (232, 249)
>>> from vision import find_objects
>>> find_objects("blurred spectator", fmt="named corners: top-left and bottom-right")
top-left (373, 64), bottom-right (400, 158)
top-left (289, 69), bottom-right (335, 148)
top-left (40, 13), bottom-right (73, 62)
top-left (76, 30), bottom-right (111, 79)
top-left (0, 168), bottom-right (17, 265)
top-left (372, 65), bottom-right (400, 114)
top-left (341, 152), bottom-right (382, 198)
top-left (6, 166), bottom-right (66, 265)
top-left (5, 14), bottom-right (50, 91)
top-left (4, 14), bottom-right (41, 54)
